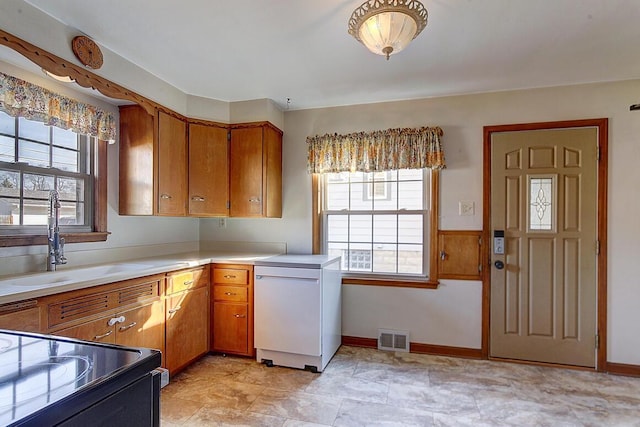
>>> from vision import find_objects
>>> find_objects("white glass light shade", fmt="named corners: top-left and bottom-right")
top-left (358, 11), bottom-right (418, 59)
top-left (348, 0), bottom-right (428, 60)
top-left (43, 69), bottom-right (74, 83)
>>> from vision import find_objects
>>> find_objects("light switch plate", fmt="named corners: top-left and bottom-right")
top-left (218, 218), bottom-right (227, 228)
top-left (459, 201), bottom-right (475, 216)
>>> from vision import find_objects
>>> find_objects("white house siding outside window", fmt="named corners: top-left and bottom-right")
top-left (323, 169), bottom-right (429, 277)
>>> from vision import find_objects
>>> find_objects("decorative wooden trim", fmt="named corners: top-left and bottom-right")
top-left (0, 29), bottom-right (162, 115)
top-left (429, 170), bottom-right (440, 282)
top-left (411, 342), bottom-right (483, 359)
top-left (342, 335), bottom-right (483, 359)
top-left (482, 118), bottom-right (609, 370)
top-left (230, 120), bottom-right (283, 135)
top-left (94, 140), bottom-right (108, 233)
top-left (342, 336), bottom-right (377, 348)
top-left (311, 174), bottom-right (322, 254)
top-left (607, 362), bottom-right (640, 377)
top-left (342, 277), bottom-right (438, 289)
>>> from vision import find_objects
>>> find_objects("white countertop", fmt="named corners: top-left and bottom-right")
top-left (0, 251), bottom-right (279, 305)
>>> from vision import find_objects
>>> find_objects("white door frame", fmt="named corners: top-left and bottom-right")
top-left (482, 118), bottom-right (608, 371)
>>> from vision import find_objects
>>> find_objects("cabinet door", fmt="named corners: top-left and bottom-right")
top-left (119, 105), bottom-right (154, 215)
top-left (212, 302), bottom-right (248, 355)
top-left (230, 127), bottom-right (263, 217)
top-left (189, 123), bottom-right (229, 216)
top-left (157, 110), bottom-right (187, 216)
top-left (55, 316), bottom-right (116, 344)
top-left (165, 286), bottom-right (209, 373)
top-left (0, 303), bottom-right (41, 333)
top-left (116, 300), bottom-right (164, 352)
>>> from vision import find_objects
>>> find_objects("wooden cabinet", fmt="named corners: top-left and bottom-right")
top-left (46, 275), bottom-right (165, 355)
top-left (157, 110), bottom-right (188, 216)
top-left (188, 122), bottom-right (229, 216)
top-left (119, 105), bottom-right (187, 216)
top-left (0, 299), bottom-right (42, 332)
top-left (165, 267), bottom-right (210, 374)
top-left (120, 105), bottom-right (282, 218)
top-left (211, 264), bottom-right (254, 356)
top-left (229, 123), bottom-right (282, 218)
top-left (437, 230), bottom-right (483, 280)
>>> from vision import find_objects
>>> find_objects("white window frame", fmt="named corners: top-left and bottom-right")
top-left (321, 169), bottom-right (431, 280)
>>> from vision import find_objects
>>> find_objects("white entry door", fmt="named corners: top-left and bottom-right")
top-left (490, 127), bottom-right (598, 367)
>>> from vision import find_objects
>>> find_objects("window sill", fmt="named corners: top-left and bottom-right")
top-left (342, 276), bottom-right (439, 289)
top-left (0, 232), bottom-right (110, 247)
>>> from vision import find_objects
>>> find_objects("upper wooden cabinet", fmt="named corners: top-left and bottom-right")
top-left (229, 123), bottom-right (282, 218)
top-left (157, 111), bottom-right (188, 216)
top-left (120, 106), bottom-right (282, 218)
top-left (119, 105), bottom-right (188, 216)
top-left (188, 122), bottom-right (229, 217)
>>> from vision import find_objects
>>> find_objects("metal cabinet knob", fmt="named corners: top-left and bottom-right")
top-left (234, 314), bottom-right (246, 318)
top-left (160, 193), bottom-right (172, 199)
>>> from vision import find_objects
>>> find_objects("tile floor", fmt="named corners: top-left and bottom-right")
top-left (160, 346), bottom-right (640, 426)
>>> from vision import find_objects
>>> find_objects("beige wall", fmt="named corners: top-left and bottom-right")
top-left (202, 79), bottom-right (640, 365)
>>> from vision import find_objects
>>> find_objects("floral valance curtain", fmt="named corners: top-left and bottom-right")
top-left (306, 126), bottom-right (445, 174)
top-left (0, 71), bottom-right (116, 143)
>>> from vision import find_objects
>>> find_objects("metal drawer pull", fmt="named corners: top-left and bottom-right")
top-left (223, 275), bottom-right (236, 279)
top-left (168, 306), bottom-right (182, 314)
top-left (160, 193), bottom-right (172, 199)
top-left (234, 314), bottom-right (246, 318)
top-left (248, 197), bottom-right (261, 203)
top-left (119, 322), bottom-right (137, 332)
top-left (191, 196), bottom-right (205, 202)
top-left (440, 251), bottom-right (447, 261)
top-left (183, 280), bottom-right (194, 286)
top-left (94, 330), bottom-right (113, 340)
top-left (108, 316), bottom-right (125, 326)
top-left (224, 292), bottom-right (237, 296)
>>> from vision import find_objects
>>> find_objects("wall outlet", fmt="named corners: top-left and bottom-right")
top-left (218, 218), bottom-right (227, 228)
top-left (459, 201), bottom-right (475, 216)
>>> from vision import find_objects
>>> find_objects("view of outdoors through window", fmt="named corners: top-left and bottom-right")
top-left (323, 169), bottom-right (428, 276)
top-left (0, 111), bottom-right (92, 229)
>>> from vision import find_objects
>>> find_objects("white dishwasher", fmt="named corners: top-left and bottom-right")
top-left (254, 254), bottom-right (341, 372)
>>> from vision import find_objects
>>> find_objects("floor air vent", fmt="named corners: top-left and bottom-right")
top-left (378, 329), bottom-right (410, 352)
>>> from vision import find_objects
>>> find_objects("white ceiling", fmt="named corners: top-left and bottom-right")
top-left (19, 0), bottom-right (640, 110)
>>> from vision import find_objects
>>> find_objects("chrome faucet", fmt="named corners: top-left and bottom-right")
top-left (47, 189), bottom-right (67, 271)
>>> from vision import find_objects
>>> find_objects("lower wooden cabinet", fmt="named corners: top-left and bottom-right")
top-left (0, 300), bottom-right (41, 333)
top-left (55, 300), bottom-right (165, 351)
top-left (211, 264), bottom-right (254, 356)
top-left (165, 267), bottom-right (210, 374)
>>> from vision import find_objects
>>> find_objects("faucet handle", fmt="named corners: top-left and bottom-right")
top-left (59, 237), bottom-right (67, 264)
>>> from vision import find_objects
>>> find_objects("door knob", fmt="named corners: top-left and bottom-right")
top-left (494, 260), bottom-right (505, 270)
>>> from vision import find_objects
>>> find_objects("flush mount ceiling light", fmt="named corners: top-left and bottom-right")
top-left (348, 0), bottom-right (428, 60)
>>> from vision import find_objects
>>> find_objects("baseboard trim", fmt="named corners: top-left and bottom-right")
top-left (341, 336), bottom-right (482, 359)
top-left (607, 362), bottom-right (640, 377)
top-left (410, 342), bottom-right (483, 359)
top-left (342, 336), bottom-right (377, 348)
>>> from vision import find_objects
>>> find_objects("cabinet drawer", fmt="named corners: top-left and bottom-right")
top-left (213, 268), bottom-right (248, 285)
top-left (55, 316), bottom-right (116, 344)
top-left (213, 285), bottom-right (247, 302)
top-left (167, 267), bottom-right (208, 295)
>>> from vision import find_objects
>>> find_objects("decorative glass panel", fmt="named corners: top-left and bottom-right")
top-left (529, 176), bottom-right (555, 231)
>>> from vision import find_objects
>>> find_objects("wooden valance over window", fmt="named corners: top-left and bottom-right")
top-left (306, 126), bottom-right (445, 174)
top-left (0, 71), bottom-right (116, 142)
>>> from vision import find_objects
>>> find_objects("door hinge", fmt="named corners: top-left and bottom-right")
top-left (595, 333), bottom-right (600, 349)
top-left (597, 145), bottom-right (600, 161)
top-left (478, 236), bottom-right (482, 246)
top-left (478, 264), bottom-right (482, 273)
top-left (227, 130), bottom-right (231, 141)
top-left (596, 240), bottom-right (600, 255)
top-left (226, 200), bottom-right (230, 209)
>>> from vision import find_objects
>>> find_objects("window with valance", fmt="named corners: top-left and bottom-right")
top-left (0, 71), bottom-right (110, 247)
top-left (308, 126), bottom-right (445, 286)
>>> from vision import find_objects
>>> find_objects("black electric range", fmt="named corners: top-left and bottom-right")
top-left (0, 329), bottom-right (161, 427)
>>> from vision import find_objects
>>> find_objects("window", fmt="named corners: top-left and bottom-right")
top-left (318, 169), bottom-right (437, 284)
top-left (0, 111), bottom-right (107, 246)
